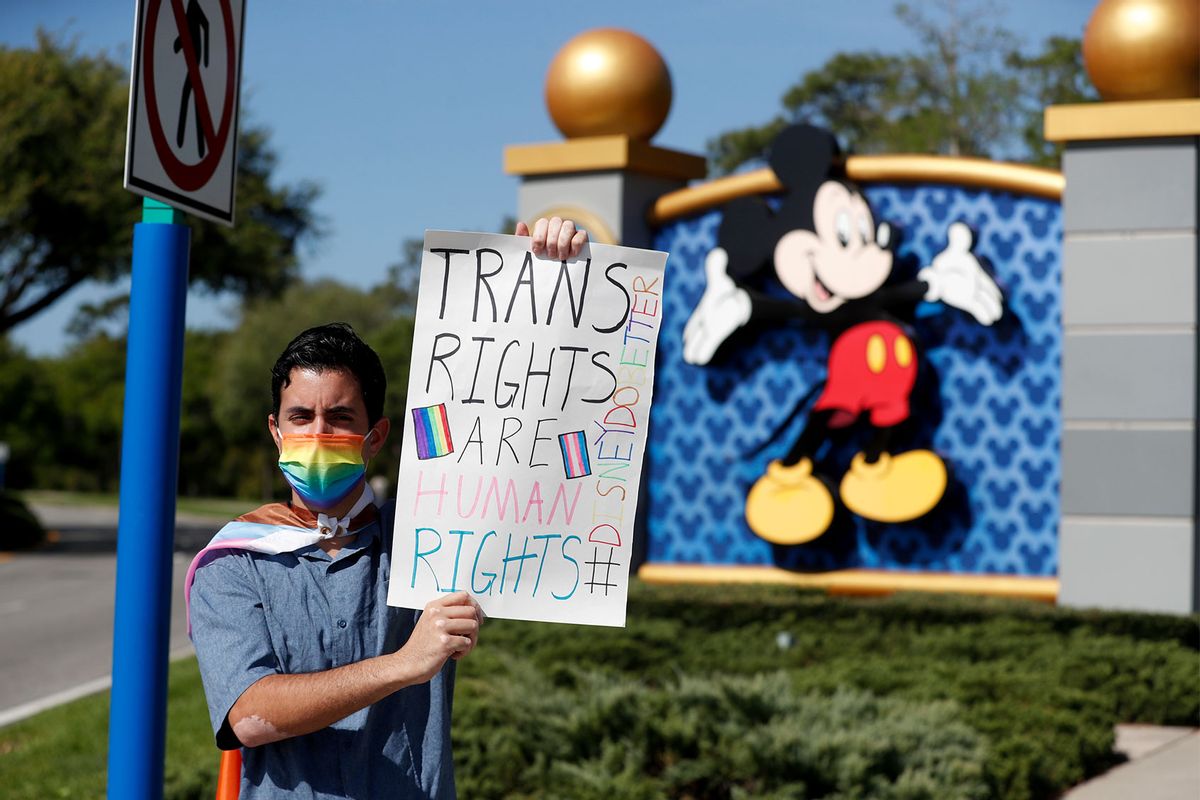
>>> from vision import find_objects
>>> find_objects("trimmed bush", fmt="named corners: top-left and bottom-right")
top-left (455, 584), bottom-right (1198, 799)
top-left (0, 583), bottom-right (1195, 799)
top-left (454, 667), bottom-right (989, 800)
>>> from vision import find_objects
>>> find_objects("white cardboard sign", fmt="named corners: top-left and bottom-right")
top-left (125, 0), bottom-right (246, 225)
top-left (387, 231), bottom-right (668, 627)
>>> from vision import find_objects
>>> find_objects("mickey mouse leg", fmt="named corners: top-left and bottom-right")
top-left (840, 424), bottom-right (947, 523)
top-left (745, 411), bottom-right (836, 545)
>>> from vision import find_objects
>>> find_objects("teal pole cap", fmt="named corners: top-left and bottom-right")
top-left (141, 197), bottom-right (183, 225)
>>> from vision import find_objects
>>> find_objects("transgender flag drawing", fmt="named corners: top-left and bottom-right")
top-left (412, 403), bottom-right (454, 459)
top-left (558, 430), bottom-right (591, 478)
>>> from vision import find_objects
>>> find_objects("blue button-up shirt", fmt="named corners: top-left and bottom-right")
top-left (189, 502), bottom-right (456, 799)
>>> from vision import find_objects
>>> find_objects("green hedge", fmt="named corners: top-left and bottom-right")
top-left (455, 667), bottom-right (989, 800)
top-left (452, 584), bottom-right (1199, 800)
top-left (0, 584), bottom-right (1195, 799)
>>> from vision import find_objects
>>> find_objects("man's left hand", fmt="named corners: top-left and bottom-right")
top-left (450, 596), bottom-right (484, 662)
top-left (517, 216), bottom-right (589, 260)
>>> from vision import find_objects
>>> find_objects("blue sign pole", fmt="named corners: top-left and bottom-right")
top-left (106, 198), bottom-right (190, 800)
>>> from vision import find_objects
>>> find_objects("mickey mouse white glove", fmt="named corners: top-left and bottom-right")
top-left (682, 246), bottom-right (752, 365)
top-left (918, 222), bottom-right (1003, 326)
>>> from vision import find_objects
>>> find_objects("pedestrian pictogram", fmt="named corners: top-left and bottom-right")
top-left (174, 0), bottom-right (211, 159)
top-left (124, 0), bottom-right (246, 225)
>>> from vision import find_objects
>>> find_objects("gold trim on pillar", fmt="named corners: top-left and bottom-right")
top-left (647, 155), bottom-right (1064, 224)
top-left (1045, 98), bottom-right (1200, 142)
top-left (506, 135), bottom-right (707, 181)
top-left (526, 205), bottom-right (617, 246)
top-left (637, 564), bottom-right (1060, 603)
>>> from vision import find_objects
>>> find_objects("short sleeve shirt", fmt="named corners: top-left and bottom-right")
top-left (189, 502), bottom-right (456, 799)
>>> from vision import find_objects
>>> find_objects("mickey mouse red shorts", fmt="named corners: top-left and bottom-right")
top-left (813, 320), bottom-right (917, 428)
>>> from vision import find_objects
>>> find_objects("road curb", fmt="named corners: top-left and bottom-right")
top-left (0, 645), bottom-right (195, 730)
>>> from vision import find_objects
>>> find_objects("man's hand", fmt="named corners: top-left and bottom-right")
top-left (393, 592), bottom-right (482, 683)
top-left (918, 222), bottom-right (1003, 326)
top-left (516, 217), bottom-right (589, 260)
top-left (682, 247), bottom-right (752, 365)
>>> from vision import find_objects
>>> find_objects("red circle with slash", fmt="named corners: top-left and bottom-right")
top-left (142, 0), bottom-right (237, 192)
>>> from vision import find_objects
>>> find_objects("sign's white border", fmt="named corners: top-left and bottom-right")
top-left (124, 0), bottom-right (246, 226)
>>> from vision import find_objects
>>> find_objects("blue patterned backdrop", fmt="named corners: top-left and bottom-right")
top-left (646, 184), bottom-right (1062, 576)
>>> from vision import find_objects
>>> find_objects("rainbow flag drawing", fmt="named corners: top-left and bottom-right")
top-left (412, 403), bottom-right (454, 459)
top-left (559, 430), bottom-right (591, 478)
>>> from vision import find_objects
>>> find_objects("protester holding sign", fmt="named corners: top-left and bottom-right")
top-left (187, 218), bottom-right (588, 799)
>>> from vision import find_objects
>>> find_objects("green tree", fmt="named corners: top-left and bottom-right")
top-left (384, 237), bottom-right (425, 302)
top-left (708, 1), bottom-right (1092, 174)
top-left (385, 216), bottom-right (518, 302)
top-left (39, 333), bottom-right (128, 492)
top-left (0, 32), bottom-right (321, 335)
top-left (1007, 35), bottom-right (1098, 167)
top-left (0, 339), bottom-right (61, 489)
top-left (208, 280), bottom-right (416, 500)
top-left (892, 0), bottom-right (1021, 157)
top-left (178, 329), bottom-right (234, 497)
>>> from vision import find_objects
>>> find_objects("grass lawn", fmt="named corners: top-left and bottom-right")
top-left (18, 490), bottom-right (251, 520)
top-left (1, 583), bottom-right (1196, 799)
top-left (0, 657), bottom-right (217, 800)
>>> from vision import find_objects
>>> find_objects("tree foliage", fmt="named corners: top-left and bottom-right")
top-left (0, 339), bottom-right (61, 489)
top-left (0, 32), bottom-right (321, 335)
top-left (1006, 36), bottom-right (1098, 167)
top-left (204, 279), bottom-right (416, 499)
top-left (0, 276), bottom-right (417, 501)
top-left (707, 1), bottom-right (1096, 174)
top-left (0, 33), bottom-right (131, 333)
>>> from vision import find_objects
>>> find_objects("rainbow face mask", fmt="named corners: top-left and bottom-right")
top-left (277, 431), bottom-right (373, 508)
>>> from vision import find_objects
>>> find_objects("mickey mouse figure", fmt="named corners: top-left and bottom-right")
top-left (683, 124), bottom-right (1002, 545)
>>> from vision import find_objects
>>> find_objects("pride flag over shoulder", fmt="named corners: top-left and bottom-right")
top-left (387, 230), bottom-right (668, 628)
top-left (184, 487), bottom-right (377, 634)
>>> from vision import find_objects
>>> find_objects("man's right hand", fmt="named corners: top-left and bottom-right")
top-left (394, 592), bottom-right (482, 684)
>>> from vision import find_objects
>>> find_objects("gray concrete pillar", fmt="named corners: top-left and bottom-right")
top-left (505, 135), bottom-right (705, 249)
top-left (1047, 99), bottom-right (1200, 613)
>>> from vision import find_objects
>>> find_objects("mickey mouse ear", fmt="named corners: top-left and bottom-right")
top-left (767, 125), bottom-right (841, 190)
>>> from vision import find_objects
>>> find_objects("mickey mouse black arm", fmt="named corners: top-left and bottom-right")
top-left (743, 287), bottom-right (820, 322)
top-left (873, 279), bottom-right (931, 311)
top-left (682, 247), bottom-right (829, 365)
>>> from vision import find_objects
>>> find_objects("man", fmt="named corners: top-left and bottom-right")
top-left (188, 218), bottom-right (587, 798)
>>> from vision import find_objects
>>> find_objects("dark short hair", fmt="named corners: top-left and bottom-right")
top-left (271, 323), bottom-right (387, 426)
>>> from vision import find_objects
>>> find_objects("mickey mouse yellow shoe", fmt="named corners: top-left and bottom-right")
top-left (839, 450), bottom-right (946, 523)
top-left (745, 459), bottom-right (835, 545)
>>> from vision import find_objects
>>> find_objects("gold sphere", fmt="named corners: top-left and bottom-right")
top-left (545, 28), bottom-right (672, 141)
top-left (1083, 0), bottom-right (1199, 100)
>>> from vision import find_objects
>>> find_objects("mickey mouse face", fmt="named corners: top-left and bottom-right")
top-left (772, 181), bottom-right (893, 314)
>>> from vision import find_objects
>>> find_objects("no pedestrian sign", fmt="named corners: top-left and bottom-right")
top-left (125, 0), bottom-right (246, 225)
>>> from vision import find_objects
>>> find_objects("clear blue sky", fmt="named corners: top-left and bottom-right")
top-left (3, 0), bottom-right (1093, 355)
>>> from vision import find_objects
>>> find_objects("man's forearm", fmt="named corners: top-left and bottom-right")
top-left (229, 652), bottom-right (417, 747)
top-left (226, 591), bottom-right (480, 748)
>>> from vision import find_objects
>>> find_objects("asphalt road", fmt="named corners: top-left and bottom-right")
top-left (0, 503), bottom-right (221, 725)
